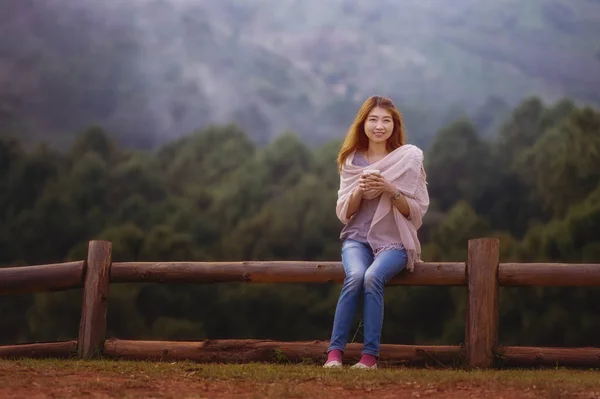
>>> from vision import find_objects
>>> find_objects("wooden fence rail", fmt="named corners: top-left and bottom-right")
top-left (1, 238), bottom-right (600, 368)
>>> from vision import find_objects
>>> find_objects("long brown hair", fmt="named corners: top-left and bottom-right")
top-left (337, 95), bottom-right (406, 171)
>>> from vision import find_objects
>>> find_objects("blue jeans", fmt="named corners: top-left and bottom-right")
top-left (327, 239), bottom-right (408, 357)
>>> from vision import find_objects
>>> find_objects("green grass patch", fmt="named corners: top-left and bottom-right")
top-left (2, 358), bottom-right (599, 392)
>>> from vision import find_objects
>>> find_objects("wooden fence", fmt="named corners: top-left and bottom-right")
top-left (1, 238), bottom-right (600, 368)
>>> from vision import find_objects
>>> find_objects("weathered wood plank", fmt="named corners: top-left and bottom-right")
top-left (110, 261), bottom-right (466, 286)
top-left (0, 341), bottom-right (77, 358)
top-left (465, 238), bottom-right (499, 369)
top-left (497, 346), bottom-right (600, 368)
top-left (77, 240), bottom-right (112, 359)
top-left (103, 339), bottom-right (462, 366)
top-left (0, 261), bottom-right (84, 295)
top-left (499, 263), bottom-right (600, 286)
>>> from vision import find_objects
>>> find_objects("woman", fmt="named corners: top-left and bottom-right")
top-left (324, 95), bottom-right (429, 369)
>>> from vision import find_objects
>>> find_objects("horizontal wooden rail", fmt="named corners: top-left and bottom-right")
top-left (2, 339), bottom-right (599, 368)
top-left (0, 261), bottom-right (85, 295)
top-left (110, 261), bottom-right (600, 287)
top-left (2, 260), bottom-right (599, 294)
top-left (101, 340), bottom-right (600, 368)
top-left (499, 263), bottom-right (600, 286)
top-left (496, 345), bottom-right (600, 368)
top-left (0, 341), bottom-right (77, 358)
top-left (102, 339), bottom-right (462, 366)
top-left (110, 261), bottom-right (466, 286)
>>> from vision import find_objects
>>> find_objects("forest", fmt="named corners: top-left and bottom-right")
top-left (1, 95), bottom-right (599, 349)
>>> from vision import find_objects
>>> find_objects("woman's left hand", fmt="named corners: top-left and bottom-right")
top-left (363, 173), bottom-right (396, 196)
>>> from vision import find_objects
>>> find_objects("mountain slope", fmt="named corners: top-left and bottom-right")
top-left (0, 0), bottom-right (598, 148)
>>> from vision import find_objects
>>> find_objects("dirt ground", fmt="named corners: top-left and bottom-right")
top-left (1, 362), bottom-right (599, 399)
top-left (0, 370), bottom-right (598, 399)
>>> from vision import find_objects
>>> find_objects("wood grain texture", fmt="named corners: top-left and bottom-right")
top-left (499, 263), bottom-right (600, 286)
top-left (103, 339), bottom-right (462, 366)
top-left (77, 240), bottom-right (112, 358)
top-left (110, 261), bottom-right (466, 286)
top-left (0, 341), bottom-right (77, 358)
top-left (497, 346), bottom-right (600, 368)
top-left (465, 238), bottom-right (499, 369)
top-left (0, 261), bottom-right (84, 295)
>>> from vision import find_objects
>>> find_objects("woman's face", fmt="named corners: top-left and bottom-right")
top-left (364, 106), bottom-right (394, 145)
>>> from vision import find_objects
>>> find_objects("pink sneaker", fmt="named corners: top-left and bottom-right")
top-left (323, 349), bottom-right (343, 368)
top-left (323, 359), bottom-right (342, 368)
top-left (350, 361), bottom-right (377, 369)
top-left (350, 354), bottom-right (378, 369)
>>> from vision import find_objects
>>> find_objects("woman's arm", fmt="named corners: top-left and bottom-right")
top-left (345, 186), bottom-right (364, 219)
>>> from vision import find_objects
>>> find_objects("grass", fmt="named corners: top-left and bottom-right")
top-left (2, 358), bottom-right (600, 392)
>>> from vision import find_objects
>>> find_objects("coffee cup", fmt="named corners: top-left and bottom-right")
top-left (362, 169), bottom-right (380, 175)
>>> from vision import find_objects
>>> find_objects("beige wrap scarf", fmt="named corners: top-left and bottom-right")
top-left (336, 144), bottom-right (430, 272)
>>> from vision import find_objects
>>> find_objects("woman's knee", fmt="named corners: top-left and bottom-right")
top-left (363, 269), bottom-right (385, 292)
top-left (343, 269), bottom-right (365, 291)
top-left (363, 249), bottom-right (407, 291)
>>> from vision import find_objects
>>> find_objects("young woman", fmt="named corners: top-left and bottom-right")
top-left (324, 95), bottom-right (430, 369)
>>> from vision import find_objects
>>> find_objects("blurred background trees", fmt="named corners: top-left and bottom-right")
top-left (1, 97), bottom-right (599, 348)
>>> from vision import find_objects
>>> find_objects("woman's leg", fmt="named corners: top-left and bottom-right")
top-left (360, 247), bottom-right (408, 361)
top-left (327, 239), bottom-right (373, 356)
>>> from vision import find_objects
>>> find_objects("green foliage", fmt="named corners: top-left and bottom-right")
top-left (69, 126), bottom-right (117, 163)
top-left (520, 185), bottom-right (600, 262)
top-left (425, 119), bottom-right (497, 213)
top-left (518, 107), bottom-right (600, 215)
top-left (0, 97), bottom-right (599, 350)
top-left (424, 201), bottom-right (491, 262)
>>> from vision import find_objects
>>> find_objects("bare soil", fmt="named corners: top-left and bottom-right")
top-left (1, 360), bottom-right (599, 398)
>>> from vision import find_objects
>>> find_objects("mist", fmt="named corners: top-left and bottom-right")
top-left (1, 0), bottom-right (599, 148)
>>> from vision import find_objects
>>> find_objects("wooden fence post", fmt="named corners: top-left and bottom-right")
top-left (465, 238), bottom-right (499, 368)
top-left (78, 240), bottom-right (112, 358)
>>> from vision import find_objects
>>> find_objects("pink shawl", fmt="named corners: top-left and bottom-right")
top-left (336, 144), bottom-right (430, 272)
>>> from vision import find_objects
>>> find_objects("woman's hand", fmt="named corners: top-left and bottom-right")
top-left (362, 173), bottom-right (395, 197)
top-left (353, 180), bottom-right (365, 198)
top-left (364, 173), bottom-right (411, 217)
top-left (358, 175), bottom-right (369, 195)
top-left (359, 174), bottom-right (381, 197)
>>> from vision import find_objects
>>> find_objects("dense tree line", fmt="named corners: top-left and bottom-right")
top-left (1, 96), bottom-right (599, 348)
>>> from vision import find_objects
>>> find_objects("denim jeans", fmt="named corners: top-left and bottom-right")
top-left (327, 239), bottom-right (408, 357)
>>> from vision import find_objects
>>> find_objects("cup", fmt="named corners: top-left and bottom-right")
top-left (362, 169), bottom-right (380, 175)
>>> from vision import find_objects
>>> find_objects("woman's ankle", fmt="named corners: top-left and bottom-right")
top-left (327, 349), bottom-right (343, 363)
top-left (358, 353), bottom-right (377, 367)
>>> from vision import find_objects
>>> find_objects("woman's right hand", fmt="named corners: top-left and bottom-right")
top-left (360, 174), bottom-right (384, 198)
top-left (357, 175), bottom-right (368, 196)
